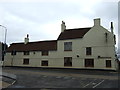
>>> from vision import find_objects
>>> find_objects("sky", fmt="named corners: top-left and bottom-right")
top-left (0, 0), bottom-right (119, 49)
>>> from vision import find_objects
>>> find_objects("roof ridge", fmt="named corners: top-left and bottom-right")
top-left (11, 40), bottom-right (57, 45)
top-left (66, 27), bottom-right (91, 31)
top-left (29, 40), bottom-right (57, 43)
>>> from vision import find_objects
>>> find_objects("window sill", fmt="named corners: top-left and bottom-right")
top-left (64, 66), bottom-right (72, 67)
top-left (106, 67), bottom-right (111, 68)
top-left (85, 66), bottom-right (94, 67)
top-left (64, 50), bottom-right (72, 51)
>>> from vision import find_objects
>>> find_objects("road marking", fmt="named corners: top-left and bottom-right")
top-left (83, 79), bottom-right (97, 88)
top-left (43, 76), bottom-right (47, 77)
top-left (11, 80), bottom-right (16, 85)
top-left (92, 83), bottom-right (96, 85)
top-left (110, 72), bottom-right (117, 73)
top-left (64, 77), bottom-right (71, 79)
top-left (92, 80), bottom-right (105, 88)
top-left (56, 76), bottom-right (61, 78)
top-left (71, 78), bottom-right (75, 79)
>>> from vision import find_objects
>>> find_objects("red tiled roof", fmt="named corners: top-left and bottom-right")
top-left (7, 27), bottom-right (91, 52)
top-left (57, 27), bottom-right (91, 40)
top-left (7, 40), bottom-right (57, 52)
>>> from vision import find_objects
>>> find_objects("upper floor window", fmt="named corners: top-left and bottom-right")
top-left (11, 51), bottom-right (16, 55)
top-left (42, 51), bottom-right (49, 56)
top-left (86, 47), bottom-right (92, 55)
top-left (64, 42), bottom-right (72, 51)
top-left (114, 35), bottom-right (116, 44)
top-left (24, 51), bottom-right (29, 55)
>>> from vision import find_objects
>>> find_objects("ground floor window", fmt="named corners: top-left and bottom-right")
top-left (85, 59), bottom-right (94, 67)
top-left (64, 57), bottom-right (72, 66)
top-left (106, 60), bottom-right (111, 68)
top-left (23, 59), bottom-right (29, 65)
top-left (41, 61), bottom-right (48, 66)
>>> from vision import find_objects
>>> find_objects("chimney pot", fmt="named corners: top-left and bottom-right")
top-left (111, 22), bottom-right (113, 34)
top-left (27, 34), bottom-right (29, 38)
top-left (24, 34), bottom-right (29, 44)
top-left (61, 21), bottom-right (66, 32)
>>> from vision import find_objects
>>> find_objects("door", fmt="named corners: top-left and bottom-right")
top-left (64, 57), bottom-right (72, 66)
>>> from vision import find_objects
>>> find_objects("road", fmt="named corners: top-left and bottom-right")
top-left (2, 67), bottom-right (120, 88)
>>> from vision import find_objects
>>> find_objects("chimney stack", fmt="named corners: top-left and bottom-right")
top-left (94, 18), bottom-right (101, 26)
top-left (61, 21), bottom-right (66, 32)
top-left (111, 22), bottom-right (113, 34)
top-left (24, 34), bottom-right (29, 44)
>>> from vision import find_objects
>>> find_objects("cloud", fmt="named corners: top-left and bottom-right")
top-left (1, 2), bottom-right (82, 23)
top-left (0, 0), bottom-right (118, 46)
top-left (94, 2), bottom-right (118, 19)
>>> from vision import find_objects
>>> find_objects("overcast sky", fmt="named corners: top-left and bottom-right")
top-left (0, 0), bottom-right (119, 48)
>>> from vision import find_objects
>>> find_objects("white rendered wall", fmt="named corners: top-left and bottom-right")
top-left (4, 23), bottom-right (118, 70)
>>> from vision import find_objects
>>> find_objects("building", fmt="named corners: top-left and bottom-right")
top-left (3, 18), bottom-right (119, 70)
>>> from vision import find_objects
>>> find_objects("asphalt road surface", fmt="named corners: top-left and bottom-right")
top-left (2, 67), bottom-right (120, 88)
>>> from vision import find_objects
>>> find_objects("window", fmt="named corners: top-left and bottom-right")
top-left (42, 51), bottom-right (49, 56)
top-left (64, 42), bottom-right (72, 51)
top-left (33, 52), bottom-right (35, 54)
top-left (85, 59), bottom-right (94, 67)
top-left (23, 59), bottom-right (29, 65)
top-left (105, 32), bottom-right (108, 42)
top-left (114, 35), bottom-right (116, 44)
top-left (24, 51), bottom-right (29, 55)
top-left (41, 61), bottom-right (48, 66)
top-left (86, 47), bottom-right (92, 55)
top-left (64, 57), bottom-right (72, 66)
top-left (11, 51), bottom-right (16, 55)
top-left (106, 60), bottom-right (111, 67)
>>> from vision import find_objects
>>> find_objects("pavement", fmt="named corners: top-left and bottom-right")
top-left (0, 71), bottom-right (17, 89)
